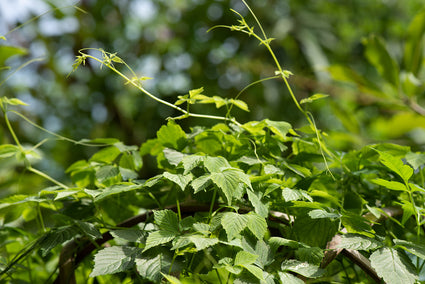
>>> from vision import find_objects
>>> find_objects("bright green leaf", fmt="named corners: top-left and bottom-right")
top-left (377, 151), bottom-right (413, 182)
top-left (144, 230), bottom-right (176, 251)
top-left (336, 234), bottom-right (382, 251)
top-left (300, 93), bottom-right (329, 104)
top-left (371, 178), bottom-right (408, 192)
top-left (94, 183), bottom-right (141, 202)
top-left (204, 156), bottom-right (231, 172)
top-left (234, 251), bottom-right (258, 266)
top-left (163, 148), bottom-right (185, 166)
top-left (404, 9), bottom-right (425, 76)
top-left (246, 212), bottom-right (267, 240)
top-left (191, 174), bottom-right (211, 193)
top-left (405, 152), bottom-right (425, 170)
top-left (154, 210), bottom-right (179, 233)
top-left (163, 172), bottom-right (193, 191)
top-left (0, 144), bottom-right (20, 159)
top-left (278, 272), bottom-right (304, 284)
top-left (157, 120), bottom-right (187, 150)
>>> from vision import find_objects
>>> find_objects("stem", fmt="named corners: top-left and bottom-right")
top-left (4, 112), bottom-right (23, 150)
top-left (37, 203), bottom-right (46, 232)
top-left (28, 166), bottom-right (69, 189)
top-left (208, 188), bottom-right (218, 221)
top-left (176, 198), bottom-right (182, 223)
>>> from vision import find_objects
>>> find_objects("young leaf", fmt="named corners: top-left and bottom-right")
top-left (204, 156), bottom-right (231, 172)
top-left (300, 93), bottom-right (329, 104)
top-left (0, 144), bottom-right (20, 159)
top-left (221, 212), bottom-right (248, 240)
top-left (370, 247), bottom-right (417, 284)
top-left (264, 119), bottom-right (292, 140)
top-left (90, 246), bottom-right (140, 277)
top-left (281, 259), bottom-right (324, 278)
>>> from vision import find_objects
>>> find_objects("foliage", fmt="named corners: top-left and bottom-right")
top-left (0, 1), bottom-right (425, 283)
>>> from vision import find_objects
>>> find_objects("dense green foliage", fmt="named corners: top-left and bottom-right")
top-left (1, 0), bottom-right (425, 283)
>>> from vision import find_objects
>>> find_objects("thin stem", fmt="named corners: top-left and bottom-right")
top-left (4, 112), bottom-right (23, 150)
top-left (28, 166), bottom-right (69, 189)
top-left (208, 188), bottom-right (218, 221)
top-left (37, 203), bottom-right (46, 232)
top-left (176, 198), bottom-right (182, 223)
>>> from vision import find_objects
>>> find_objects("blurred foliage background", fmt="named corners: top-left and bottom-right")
top-left (1, 0), bottom-right (425, 196)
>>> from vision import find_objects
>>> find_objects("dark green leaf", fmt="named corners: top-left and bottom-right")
top-left (394, 239), bottom-right (425, 260)
top-left (39, 227), bottom-right (78, 257)
top-left (94, 183), bottom-right (141, 202)
top-left (336, 234), bottom-right (382, 251)
top-left (136, 251), bottom-right (173, 282)
top-left (295, 247), bottom-right (324, 266)
top-left (154, 210), bottom-right (179, 233)
top-left (281, 259), bottom-right (324, 278)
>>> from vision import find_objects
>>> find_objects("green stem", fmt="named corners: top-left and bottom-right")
top-left (176, 198), bottom-right (182, 223)
top-left (28, 166), bottom-right (69, 189)
top-left (4, 112), bottom-right (23, 150)
top-left (37, 203), bottom-right (46, 232)
top-left (208, 188), bottom-right (218, 221)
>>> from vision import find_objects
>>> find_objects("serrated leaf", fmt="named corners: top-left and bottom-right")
top-left (182, 155), bottom-right (204, 174)
top-left (370, 247), bottom-right (417, 284)
top-left (163, 172), bottom-right (193, 191)
top-left (230, 99), bottom-right (249, 112)
top-left (163, 148), bottom-right (185, 166)
top-left (157, 120), bottom-right (187, 150)
top-left (246, 212), bottom-right (267, 240)
top-left (154, 210), bottom-right (179, 233)
top-left (110, 229), bottom-right (145, 242)
top-left (300, 93), bottom-right (329, 104)
top-left (281, 259), bottom-right (324, 278)
top-left (308, 209), bottom-right (341, 219)
top-left (144, 230), bottom-right (176, 251)
top-left (377, 151), bottom-right (413, 182)
top-left (191, 174), bottom-right (212, 193)
top-left (372, 178), bottom-right (407, 192)
top-left (268, 237), bottom-right (302, 252)
top-left (293, 215), bottom-right (337, 247)
top-left (74, 220), bottom-right (102, 240)
top-left (246, 189), bottom-right (268, 218)
top-left (295, 247), bottom-right (324, 266)
top-left (94, 183), bottom-right (141, 202)
top-left (189, 236), bottom-right (219, 251)
top-left (336, 234), bottom-right (382, 251)
top-left (90, 146), bottom-right (121, 163)
top-left (136, 252), bottom-right (173, 282)
top-left (211, 169), bottom-right (250, 205)
top-left (405, 152), bottom-right (425, 170)
top-left (278, 272), bottom-right (304, 284)
top-left (90, 246), bottom-right (140, 277)
top-left (221, 212), bottom-right (248, 240)
top-left (394, 239), bottom-right (425, 260)
top-left (39, 227), bottom-right (78, 257)
top-left (244, 264), bottom-right (264, 280)
top-left (264, 119), bottom-right (292, 140)
top-left (341, 212), bottom-right (375, 238)
top-left (235, 251), bottom-right (258, 266)
top-left (204, 156), bottom-right (231, 172)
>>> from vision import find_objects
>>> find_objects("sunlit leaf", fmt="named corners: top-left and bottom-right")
top-left (335, 234), bottom-right (382, 251)
top-left (281, 259), bottom-right (324, 278)
top-left (371, 178), bottom-right (408, 192)
top-left (370, 247), bottom-right (417, 284)
top-left (163, 172), bottom-right (193, 191)
top-left (221, 212), bottom-right (248, 240)
top-left (90, 246), bottom-right (140, 277)
top-left (300, 93), bottom-right (329, 104)
top-left (394, 239), bottom-right (425, 260)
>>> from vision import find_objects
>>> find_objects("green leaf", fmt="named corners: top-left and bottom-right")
top-left (163, 172), bottom-right (193, 191)
top-left (182, 155), bottom-right (204, 174)
top-left (404, 9), bottom-right (425, 76)
top-left (246, 189), bottom-right (268, 218)
top-left (144, 231), bottom-right (177, 251)
top-left (204, 156), bottom-right (231, 172)
top-left (90, 246), bottom-right (140, 277)
top-left (157, 120), bottom-right (187, 150)
top-left (191, 174), bottom-right (212, 193)
top-left (161, 274), bottom-right (182, 284)
top-left (264, 119), bottom-right (292, 140)
top-left (94, 183), bottom-right (141, 202)
top-left (39, 227), bottom-right (78, 257)
top-left (370, 247), bottom-right (417, 284)
top-left (243, 264), bottom-right (264, 280)
top-left (163, 148), bottom-right (185, 166)
top-left (405, 152), bottom-right (425, 170)
top-left (281, 259), bottom-right (324, 278)
top-left (269, 237), bottom-right (302, 252)
top-left (394, 239), bottom-right (425, 260)
top-left (278, 272), bottom-right (304, 284)
top-left (211, 169), bottom-right (251, 205)
top-left (0, 46), bottom-right (28, 66)
top-left (74, 220), bottom-right (102, 240)
top-left (90, 146), bottom-right (121, 163)
top-left (308, 209), bottom-right (341, 219)
top-left (189, 236), bottom-right (219, 251)
top-left (136, 252), bottom-right (172, 282)
top-left (371, 178), bottom-right (408, 192)
top-left (0, 144), bottom-right (20, 159)
top-left (300, 93), bottom-right (329, 104)
top-left (295, 247), bottom-right (324, 266)
top-left (336, 234), bottom-right (382, 251)
top-left (363, 35), bottom-right (399, 87)
top-left (377, 151), bottom-right (413, 182)
top-left (246, 212), bottom-right (267, 240)
top-left (293, 215), bottom-right (337, 247)
top-left (234, 251), bottom-right (258, 266)
top-left (95, 165), bottom-right (120, 184)
top-left (341, 212), bottom-right (375, 238)
top-left (110, 229), bottom-right (145, 243)
top-left (154, 210), bottom-right (179, 233)
top-left (230, 99), bottom-right (250, 112)
top-left (221, 212), bottom-right (248, 240)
